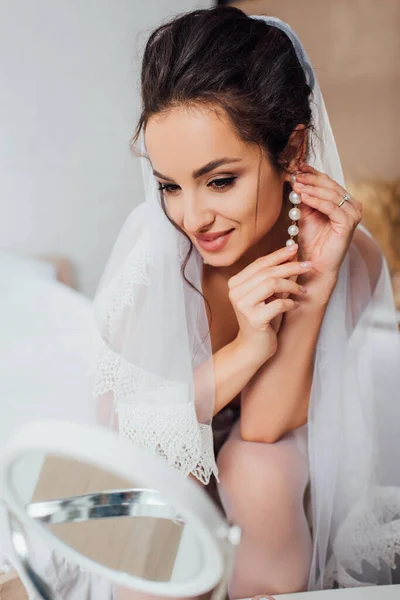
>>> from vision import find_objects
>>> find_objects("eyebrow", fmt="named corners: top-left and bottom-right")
top-left (152, 157), bottom-right (242, 182)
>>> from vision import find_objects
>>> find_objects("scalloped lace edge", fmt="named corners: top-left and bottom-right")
top-left (93, 340), bottom-right (218, 485)
top-left (317, 486), bottom-right (400, 588)
top-left (117, 402), bottom-right (218, 485)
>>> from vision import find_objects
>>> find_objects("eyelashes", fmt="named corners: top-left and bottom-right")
top-left (157, 176), bottom-right (237, 195)
top-left (157, 182), bottom-right (179, 194)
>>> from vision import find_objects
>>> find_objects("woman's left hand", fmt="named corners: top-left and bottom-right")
top-left (292, 163), bottom-right (362, 284)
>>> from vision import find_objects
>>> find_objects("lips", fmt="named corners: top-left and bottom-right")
top-left (195, 229), bottom-right (234, 242)
top-left (194, 228), bottom-right (235, 253)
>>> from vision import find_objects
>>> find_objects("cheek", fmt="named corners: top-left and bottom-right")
top-left (257, 194), bottom-right (283, 231)
top-left (237, 184), bottom-right (283, 233)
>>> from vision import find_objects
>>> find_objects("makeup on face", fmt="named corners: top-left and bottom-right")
top-left (145, 106), bottom-right (286, 267)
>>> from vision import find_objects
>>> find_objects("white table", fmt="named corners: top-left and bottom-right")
top-left (272, 585), bottom-right (400, 599)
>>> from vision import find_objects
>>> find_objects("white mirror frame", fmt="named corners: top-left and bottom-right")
top-left (0, 419), bottom-right (234, 599)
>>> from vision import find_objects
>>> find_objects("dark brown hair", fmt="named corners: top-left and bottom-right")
top-left (132, 6), bottom-right (313, 169)
top-left (130, 5), bottom-right (314, 303)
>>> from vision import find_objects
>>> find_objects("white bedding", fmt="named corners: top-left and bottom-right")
top-left (0, 253), bottom-right (97, 448)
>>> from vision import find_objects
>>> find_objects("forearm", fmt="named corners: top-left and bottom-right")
top-left (214, 337), bottom-right (268, 415)
top-left (194, 337), bottom-right (265, 420)
top-left (240, 276), bottom-right (337, 443)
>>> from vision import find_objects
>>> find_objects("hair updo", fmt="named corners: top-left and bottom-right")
top-left (131, 5), bottom-right (314, 173)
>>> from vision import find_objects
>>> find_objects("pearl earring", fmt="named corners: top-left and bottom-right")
top-left (286, 171), bottom-right (302, 247)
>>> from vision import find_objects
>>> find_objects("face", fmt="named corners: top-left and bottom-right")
top-left (145, 105), bottom-right (288, 269)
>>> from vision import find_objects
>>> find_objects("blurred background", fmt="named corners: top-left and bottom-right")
top-left (0, 0), bottom-right (399, 301)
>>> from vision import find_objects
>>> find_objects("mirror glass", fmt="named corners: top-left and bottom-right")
top-left (8, 451), bottom-right (205, 583)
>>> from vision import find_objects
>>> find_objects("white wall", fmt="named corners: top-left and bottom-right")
top-left (0, 0), bottom-right (212, 296)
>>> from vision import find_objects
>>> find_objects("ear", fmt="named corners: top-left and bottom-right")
top-left (282, 124), bottom-right (308, 182)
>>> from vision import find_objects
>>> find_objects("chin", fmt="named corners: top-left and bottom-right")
top-left (199, 248), bottom-right (244, 268)
top-left (192, 234), bottom-right (249, 268)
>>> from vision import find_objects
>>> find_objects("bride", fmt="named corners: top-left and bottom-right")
top-left (94, 6), bottom-right (400, 598)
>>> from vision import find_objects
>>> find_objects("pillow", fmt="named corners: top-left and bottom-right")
top-left (0, 270), bottom-right (97, 447)
top-left (0, 251), bottom-right (57, 282)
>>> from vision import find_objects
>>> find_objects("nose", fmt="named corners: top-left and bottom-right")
top-left (182, 192), bottom-right (214, 235)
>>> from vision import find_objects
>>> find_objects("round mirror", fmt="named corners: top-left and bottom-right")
top-left (0, 420), bottom-right (237, 600)
top-left (10, 451), bottom-right (204, 584)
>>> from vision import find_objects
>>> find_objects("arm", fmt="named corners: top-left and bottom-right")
top-left (193, 323), bottom-right (276, 423)
top-left (237, 159), bottom-right (363, 443)
top-left (212, 337), bottom-right (266, 415)
top-left (239, 225), bottom-right (383, 444)
top-left (240, 274), bottom-right (337, 444)
top-left (193, 249), bottom-right (311, 422)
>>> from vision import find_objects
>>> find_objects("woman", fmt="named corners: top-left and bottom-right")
top-left (94, 7), bottom-right (400, 598)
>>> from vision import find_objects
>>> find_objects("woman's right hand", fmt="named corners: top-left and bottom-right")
top-left (227, 244), bottom-right (313, 364)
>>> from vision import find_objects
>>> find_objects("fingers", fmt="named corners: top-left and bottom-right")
top-left (296, 169), bottom-right (336, 191)
top-left (231, 277), bottom-right (306, 309)
top-left (297, 163), bottom-right (361, 211)
top-left (229, 261), bottom-right (312, 302)
top-left (228, 244), bottom-right (299, 289)
top-left (266, 261), bottom-right (313, 280)
top-left (297, 191), bottom-right (361, 229)
top-left (294, 176), bottom-right (344, 206)
top-left (294, 189), bottom-right (349, 227)
top-left (230, 261), bottom-right (312, 297)
top-left (255, 297), bottom-right (300, 326)
top-left (295, 165), bottom-right (362, 224)
top-left (229, 261), bottom-right (312, 298)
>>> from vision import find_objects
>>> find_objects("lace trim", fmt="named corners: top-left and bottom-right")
top-left (117, 402), bottom-right (218, 485)
top-left (93, 225), bottom-right (198, 343)
top-left (93, 338), bottom-right (174, 401)
top-left (93, 231), bottom-right (153, 341)
top-left (93, 340), bottom-right (218, 485)
top-left (320, 486), bottom-right (400, 588)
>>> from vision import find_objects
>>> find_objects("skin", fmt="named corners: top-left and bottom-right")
top-left (145, 104), bottom-right (309, 382)
top-left (140, 102), bottom-right (363, 598)
top-left (145, 103), bottom-right (363, 432)
top-left (145, 104), bottom-right (291, 275)
top-left (145, 104), bottom-right (362, 283)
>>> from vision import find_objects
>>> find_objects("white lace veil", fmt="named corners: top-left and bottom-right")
top-left (92, 14), bottom-right (400, 590)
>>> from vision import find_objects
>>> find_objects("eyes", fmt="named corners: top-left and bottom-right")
top-left (157, 176), bottom-right (237, 195)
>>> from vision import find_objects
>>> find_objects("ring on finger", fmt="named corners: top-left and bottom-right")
top-left (338, 192), bottom-right (351, 208)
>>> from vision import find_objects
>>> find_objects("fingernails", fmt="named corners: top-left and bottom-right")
top-left (301, 261), bottom-right (313, 268)
top-left (301, 192), bottom-right (310, 199)
top-left (286, 243), bottom-right (298, 252)
top-left (300, 285), bottom-right (307, 293)
top-left (294, 182), bottom-right (304, 188)
top-left (294, 301), bottom-right (300, 308)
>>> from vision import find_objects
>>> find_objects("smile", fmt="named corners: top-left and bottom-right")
top-left (195, 229), bottom-right (234, 252)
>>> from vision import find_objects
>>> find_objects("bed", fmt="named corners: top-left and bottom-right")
top-left (0, 252), bottom-right (97, 448)
top-left (0, 252), bottom-right (98, 596)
